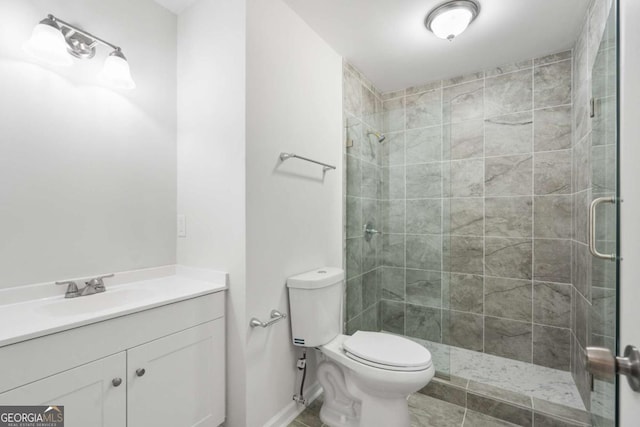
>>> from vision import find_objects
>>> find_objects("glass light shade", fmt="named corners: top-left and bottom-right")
top-left (23, 20), bottom-right (72, 66)
top-left (98, 51), bottom-right (136, 90)
top-left (430, 7), bottom-right (473, 40)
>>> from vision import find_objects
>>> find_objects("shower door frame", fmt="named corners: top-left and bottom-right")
top-left (616, 0), bottom-right (640, 424)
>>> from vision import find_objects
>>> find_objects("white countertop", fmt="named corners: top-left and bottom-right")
top-left (0, 265), bottom-right (227, 347)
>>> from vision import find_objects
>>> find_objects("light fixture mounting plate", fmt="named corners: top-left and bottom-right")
top-left (62, 28), bottom-right (96, 59)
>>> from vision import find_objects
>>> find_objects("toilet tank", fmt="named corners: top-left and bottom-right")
top-left (287, 267), bottom-right (344, 347)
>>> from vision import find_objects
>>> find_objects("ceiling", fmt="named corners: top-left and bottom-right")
top-left (283, 0), bottom-right (590, 92)
top-left (153, 0), bottom-right (197, 14)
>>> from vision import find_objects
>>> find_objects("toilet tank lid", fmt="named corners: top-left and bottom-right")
top-left (286, 267), bottom-right (344, 289)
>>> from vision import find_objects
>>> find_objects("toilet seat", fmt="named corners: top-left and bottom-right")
top-left (342, 331), bottom-right (432, 372)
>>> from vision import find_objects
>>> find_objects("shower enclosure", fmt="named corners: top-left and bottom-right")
top-left (343, 0), bottom-right (618, 425)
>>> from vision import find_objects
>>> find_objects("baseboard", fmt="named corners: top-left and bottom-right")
top-left (263, 382), bottom-right (323, 427)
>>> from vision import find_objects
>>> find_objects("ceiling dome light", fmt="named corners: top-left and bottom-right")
top-left (23, 17), bottom-right (73, 66)
top-left (425, 0), bottom-right (480, 41)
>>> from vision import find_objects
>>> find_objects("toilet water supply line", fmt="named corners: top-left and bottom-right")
top-left (293, 350), bottom-right (307, 405)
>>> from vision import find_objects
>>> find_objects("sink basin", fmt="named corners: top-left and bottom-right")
top-left (0, 270), bottom-right (227, 348)
top-left (38, 288), bottom-right (147, 317)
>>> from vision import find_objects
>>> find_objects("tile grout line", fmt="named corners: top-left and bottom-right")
top-left (403, 87), bottom-right (407, 336)
top-left (380, 54), bottom-right (572, 101)
top-left (440, 82), bottom-right (445, 346)
top-left (569, 45), bottom-right (575, 376)
top-left (482, 71), bottom-right (487, 354)
top-left (531, 63), bottom-right (536, 365)
top-left (385, 102), bottom-right (571, 138)
top-left (385, 295), bottom-right (572, 326)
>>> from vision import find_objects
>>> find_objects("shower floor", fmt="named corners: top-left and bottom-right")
top-left (410, 336), bottom-right (586, 410)
top-left (291, 333), bottom-right (595, 427)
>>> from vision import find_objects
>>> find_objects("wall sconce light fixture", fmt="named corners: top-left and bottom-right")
top-left (23, 14), bottom-right (136, 90)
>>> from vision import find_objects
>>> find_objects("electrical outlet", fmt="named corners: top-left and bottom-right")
top-left (177, 215), bottom-right (186, 238)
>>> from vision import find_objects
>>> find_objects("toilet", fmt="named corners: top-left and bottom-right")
top-left (287, 267), bottom-right (434, 427)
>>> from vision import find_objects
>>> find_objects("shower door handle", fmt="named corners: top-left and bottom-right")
top-left (586, 346), bottom-right (640, 392)
top-left (588, 196), bottom-right (616, 261)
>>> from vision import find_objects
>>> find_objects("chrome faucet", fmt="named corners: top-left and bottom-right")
top-left (55, 274), bottom-right (114, 298)
top-left (55, 280), bottom-right (80, 298)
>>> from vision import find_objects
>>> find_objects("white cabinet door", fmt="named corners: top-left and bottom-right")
top-left (0, 352), bottom-right (126, 427)
top-left (127, 320), bottom-right (225, 427)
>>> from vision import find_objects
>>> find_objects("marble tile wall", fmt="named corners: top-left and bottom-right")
top-left (375, 50), bottom-right (575, 372)
top-left (343, 6), bottom-right (617, 416)
top-left (343, 62), bottom-right (385, 334)
top-left (570, 0), bottom-right (617, 418)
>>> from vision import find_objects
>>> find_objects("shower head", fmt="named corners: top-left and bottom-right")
top-left (367, 130), bottom-right (386, 143)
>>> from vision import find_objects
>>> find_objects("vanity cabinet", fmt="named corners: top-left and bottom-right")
top-left (127, 320), bottom-right (225, 427)
top-left (0, 352), bottom-right (126, 427)
top-left (0, 290), bottom-right (226, 427)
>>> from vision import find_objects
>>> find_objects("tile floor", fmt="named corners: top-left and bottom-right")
top-left (289, 393), bottom-right (521, 427)
top-left (411, 337), bottom-right (585, 410)
top-left (291, 334), bottom-right (601, 426)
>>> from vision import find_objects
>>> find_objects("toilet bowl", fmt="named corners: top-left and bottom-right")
top-left (316, 332), bottom-right (434, 427)
top-left (286, 268), bottom-right (434, 427)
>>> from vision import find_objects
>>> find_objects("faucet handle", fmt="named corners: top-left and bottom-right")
top-left (55, 280), bottom-right (80, 298)
top-left (85, 274), bottom-right (114, 291)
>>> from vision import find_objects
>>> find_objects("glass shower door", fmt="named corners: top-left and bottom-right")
top-left (585, 1), bottom-right (618, 426)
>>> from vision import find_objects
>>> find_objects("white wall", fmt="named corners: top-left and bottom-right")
top-left (245, 0), bottom-right (343, 425)
top-left (2, 1), bottom-right (340, 424)
top-left (179, 2), bottom-right (341, 426)
top-left (176, 0), bottom-right (247, 426)
top-left (0, 0), bottom-right (177, 288)
top-left (619, 0), bottom-right (640, 423)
